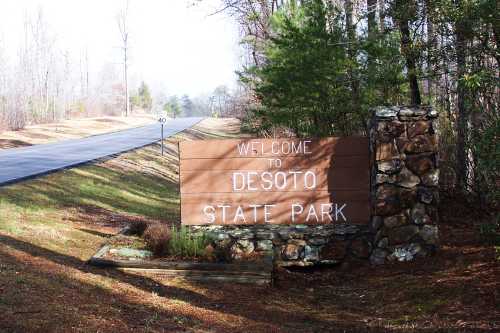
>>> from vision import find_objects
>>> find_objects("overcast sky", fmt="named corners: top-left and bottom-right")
top-left (0, 0), bottom-right (240, 96)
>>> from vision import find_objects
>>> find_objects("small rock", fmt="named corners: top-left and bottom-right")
top-left (386, 225), bottom-right (419, 245)
top-left (375, 107), bottom-right (398, 119)
top-left (419, 225), bottom-right (439, 245)
top-left (229, 229), bottom-right (254, 239)
top-left (376, 173), bottom-right (397, 184)
top-left (397, 167), bottom-right (420, 188)
top-left (370, 248), bottom-right (388, 265)
top-left (278, 228), bottom-right (293, 240)
top-left (370, 216), bottom-right (383, 232)
top-left (384, 214), bottom-right (408, 228)
top-left (410, 204), bottom-right (430, 225)
top-left (333, 224), bottom-right (359, 235)
top-left (376, 142), bottom-right (400, 161)
top-left (399, 188), bottom-right (417, 208)
top-left (398, 107), bottom-right (428, 117)
top-left (376, 184), bottom-right (399, 200)
top-left (406, 154), bottom-right (435, 176)
top-left (304, 246), bottom-right (320, 261)
top-left (377, 159), bottom-right (403, 174)
top-left (255, 240), bottom-right (273, 252)
top-left (377, 237), bottom-right (389, 248)
top-left (230, 240), bottom-right (255, 259)
top-left (418, 187), bottom-right (435, 204)
top-left (428, 109), bottom-right (438, 118)
top-left (388, 243), bottom-right (422, 262)
top-left (374, 199), bottom-right (402, 217)
top-left (308, 237), bottom-right (327, 246)
top-left (216, 238), bottom-right (232, 250)
top-left (289, 239), bottom-right (306, 246)
top-left (282, 243), bottom-right (301, 260)
top-left (289, 231), bottom-right (306, 240)
top-left (237, 239), bottom-right (254, 252)
top-left (403, 135), bottom-right (438, 154)
top-left (407, 120), bottom-right (431, 138)
top-left (421, 169), bottom-right (439, 187)
top-left (255, 231), bottom-right (275, 240)
top-left (311, 228), bottom-right (335, 238)
top-left (214, 232), bottom-right (230, 241)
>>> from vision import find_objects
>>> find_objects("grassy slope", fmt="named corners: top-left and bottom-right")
top-left (0, 118), bottom-right (240, 258)
top-left (0, 118), bottom-right (498, 332)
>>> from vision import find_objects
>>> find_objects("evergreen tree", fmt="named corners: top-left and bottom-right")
top-left (163, 95), bottom-right (182, 118)
top-left (247, 0), bottom-right (405, 136)
top-left (181, 95), bottom-right (194, 117)
top-left (138, 81), bottom-right (152, 111)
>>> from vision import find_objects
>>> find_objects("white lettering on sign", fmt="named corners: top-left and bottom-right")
top-left (291, 203), bottom-right (304, 223)
top-left (232, 170), bottom-right (317, 191)
top-left (201, 203), bottom-right (346, 224)
top-left (195, 139), bottom-right (354, 225)
top-left (291, 203), bottom-right (347, 223)
top-left (234, 206), bottom-right (246, 223)
top-left (264, 204), bottom-right (275, 223)
top-left (237, 140), bottom-right (313, 157)
top-left (335, 203), bottom-right (347, 221)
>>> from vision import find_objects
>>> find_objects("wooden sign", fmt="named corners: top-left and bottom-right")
top-left (179, 137), bottom-right (370, 225)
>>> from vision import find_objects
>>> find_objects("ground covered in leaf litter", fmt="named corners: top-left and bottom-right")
top-left (0, 118), bottom-right (498, 332)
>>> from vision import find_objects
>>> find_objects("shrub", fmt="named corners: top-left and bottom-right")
top-left (168, 226), bottom-right (213, 258)
top-left (143, 224), bottom-right (171, 256)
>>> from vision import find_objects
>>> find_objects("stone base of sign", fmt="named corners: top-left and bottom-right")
top-left (191, 224), bottom-right (371, 267)
top-left (191, 106), bottom-right (439, 268)
top-left (369, 106), bottom-right (439, 264)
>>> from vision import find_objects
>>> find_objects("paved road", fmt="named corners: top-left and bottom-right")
top-left (0, 117), bottom-right (203, 186)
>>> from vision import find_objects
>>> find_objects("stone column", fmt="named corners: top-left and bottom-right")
top-left (369, 106), bottom-right (439, 264)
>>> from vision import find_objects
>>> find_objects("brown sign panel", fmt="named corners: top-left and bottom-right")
top-left (179, 137), bottom-right (369, 225)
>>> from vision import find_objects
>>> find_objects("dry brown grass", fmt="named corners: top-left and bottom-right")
top-left (143, 224), bottom-right (172, 256)
top-left (0, 114), bottom-right (156, 149)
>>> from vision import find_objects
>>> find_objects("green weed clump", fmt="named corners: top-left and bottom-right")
top-left (168, 226), bottom-right (213, 258)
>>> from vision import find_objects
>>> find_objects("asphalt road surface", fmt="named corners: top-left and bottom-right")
top-left (0, 117), bottom-right (203, 186)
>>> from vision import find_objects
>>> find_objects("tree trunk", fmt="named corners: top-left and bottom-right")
top-left (367, 0), bottom-right (377, 37)
top-left (124, 46), bottom-right (129, 117)
top-left (424, 0), bottom-right (435, 102)
top-left (399, 18), bottom-right (421, 105)
top-left (378, 0), bottom-right (385, 33)
top-left (345, 0), bottom-right (361, 127)
top-left (455, 17), bottom-right (469, 192)
top-left (367, 0), bottom-right (377, 88)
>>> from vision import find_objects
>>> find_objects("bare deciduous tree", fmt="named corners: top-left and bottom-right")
top-left (116, 0), bottom-right (131, 117)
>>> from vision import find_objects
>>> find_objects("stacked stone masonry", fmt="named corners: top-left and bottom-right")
top-left (192, 224), bottom-right (372, 266)
top-left (192, 106), bottom-right (439, 267)
top-left (369, 106), bottom-right (439, 264)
